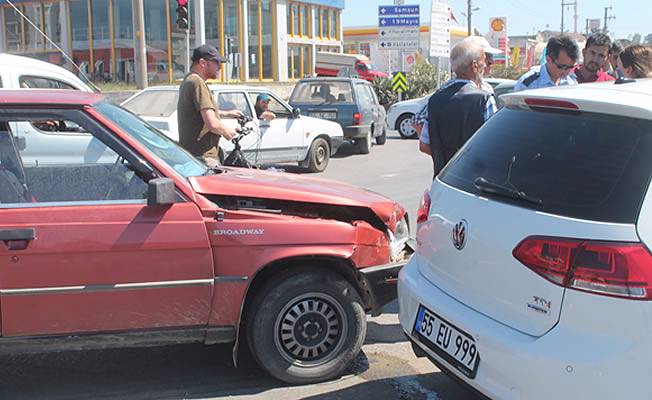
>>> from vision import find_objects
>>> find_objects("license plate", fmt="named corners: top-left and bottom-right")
top-left (309, 111), bottom-right (337, 120)
top-left (413, 305), bottom-right (480, 379)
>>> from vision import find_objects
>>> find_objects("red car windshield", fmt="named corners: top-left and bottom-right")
top-left (95, 101), bottom-right (208, 179)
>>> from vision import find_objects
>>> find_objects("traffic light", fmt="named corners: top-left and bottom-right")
top-left (176, 0), bottom-right (189, 30)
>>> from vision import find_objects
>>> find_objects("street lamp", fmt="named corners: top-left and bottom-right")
top-left (461, 6), bottom-right (481, 36)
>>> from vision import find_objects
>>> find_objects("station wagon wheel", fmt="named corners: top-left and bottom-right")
top-left (274, 293), bottom-right (346, 365)
top-left (247, 269), bottom-right (366, 384)
top-left (305, 138), bottom-right (330, 172)
top-left (354, 129), bottom-right (372, 154)
top-left (375, 124), bottom-right (387, 145)
top-left (396, 113), bottom-right (417, 139)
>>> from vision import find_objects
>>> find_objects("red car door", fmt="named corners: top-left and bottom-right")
top-left (0, 110), bottom-right (214, 337)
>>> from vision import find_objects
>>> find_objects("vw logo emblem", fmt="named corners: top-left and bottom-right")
top-left (452, 220), bottom-right (468, 250)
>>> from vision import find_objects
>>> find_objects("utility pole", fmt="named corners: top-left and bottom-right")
top-left (132, 0), bottom-right (147, 89)
top-left (467, 0), bottom-right (472, 36)
top-left (560, 0), bottom-right (577, 34)
top-left (573, 0), bottom-right (578, 33)
top-left (585, 18), bottom-right (589, 35)
top-left (603, 6), bottom-right (615, 34)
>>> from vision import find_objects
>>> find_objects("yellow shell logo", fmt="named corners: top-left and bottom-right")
top-left (491, 18), bottom-right (505, 32)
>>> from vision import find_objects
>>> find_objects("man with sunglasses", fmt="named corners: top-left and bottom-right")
top-left (514, 35), bottom-right (579, 92)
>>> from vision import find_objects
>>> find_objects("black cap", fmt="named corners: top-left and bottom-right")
top-left (192, 44), bottom-right (227, 63)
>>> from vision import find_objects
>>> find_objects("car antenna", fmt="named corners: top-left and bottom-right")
top-left (4, 0), bottom-right (102, 94)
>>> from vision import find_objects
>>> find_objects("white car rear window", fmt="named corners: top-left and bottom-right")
top-left (439, 108), bottom-right (652, 223)
top-left (122, 91), bottom-right (179, 117)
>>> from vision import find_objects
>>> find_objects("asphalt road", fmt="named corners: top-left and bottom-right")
top-left (0, 131), bottom-right (482, 400)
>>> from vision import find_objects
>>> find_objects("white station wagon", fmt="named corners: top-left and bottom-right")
top-left (121, 85), bottom-right (344, 172)
top-left (400, 78), bottom-right (652, 399)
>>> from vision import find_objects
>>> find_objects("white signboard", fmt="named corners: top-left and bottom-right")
top-left (487, 17), bottom-right (507, 50)
top-left (378, 5), bottom-right (420, 50)
top-left (429, 1), bottom-right (451, 58)
top-left (588, 18), bottom-right (602, 32)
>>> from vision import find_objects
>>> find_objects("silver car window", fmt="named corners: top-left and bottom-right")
top-left (122, 90), bottom-right (179, 117)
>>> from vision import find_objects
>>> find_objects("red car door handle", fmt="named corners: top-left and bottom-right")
top-left (0, 228), bottom-right (35, 251)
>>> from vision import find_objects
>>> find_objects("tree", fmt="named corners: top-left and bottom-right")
top-left (631, 33), bottom-right (642, 44)
top-left (645, 34), bottom-right (652, 44)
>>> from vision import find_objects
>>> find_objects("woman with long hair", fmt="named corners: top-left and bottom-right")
top-left (618, 45), bottom-right (652, 78)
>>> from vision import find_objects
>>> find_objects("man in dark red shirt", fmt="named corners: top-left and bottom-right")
top-left (574, 33), bottom-right (616, 83)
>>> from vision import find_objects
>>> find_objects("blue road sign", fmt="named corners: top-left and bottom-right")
top-left (378, 17), bottom-right (420, 27)
top-left (378, 5), bottom-right (420, 16)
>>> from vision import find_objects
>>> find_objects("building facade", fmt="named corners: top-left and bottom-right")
top-left (0, 0), bottom-right (343, 83)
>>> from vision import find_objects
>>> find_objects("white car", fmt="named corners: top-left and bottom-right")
top-left (121, 86), bottom-right (344, 173)
top-left (386, 95), bottom-right (428, 139)
top-left (0, 54), bottom-right (116, 166)
top-left (399, 78), bottom-right (652, 399)
top-left (386, 78), bottom-right (516, 139)
top-left (0, 53), bottom-right (92, 91)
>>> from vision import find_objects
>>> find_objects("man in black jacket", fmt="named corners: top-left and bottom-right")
top-left (419, 41), bottom-right (496, 177)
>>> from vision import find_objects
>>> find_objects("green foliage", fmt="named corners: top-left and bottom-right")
top-left (489, 65), bottom-right (524, 80)
top-left (372, 62), bottom-right (449, 108)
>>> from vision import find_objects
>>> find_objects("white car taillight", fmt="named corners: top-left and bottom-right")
top-left (514, 236), bottom-right (652, 300)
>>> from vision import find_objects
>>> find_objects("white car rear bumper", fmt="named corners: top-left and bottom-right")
top-left (399, 254), bottom-right (652, 400)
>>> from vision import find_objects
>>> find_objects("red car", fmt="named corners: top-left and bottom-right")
top-left (0, 90), bottom-right (412, 383)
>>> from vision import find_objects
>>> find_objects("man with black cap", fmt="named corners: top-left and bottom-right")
top-left (177, 44), bottom-right (242, 165)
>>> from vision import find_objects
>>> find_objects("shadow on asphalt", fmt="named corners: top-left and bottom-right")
top-left (332, 142), bottom-right (360, 159)
top-left (0, 345), bottom-right (373, 399)
top-left (0, 344), bottom-right (283, 399)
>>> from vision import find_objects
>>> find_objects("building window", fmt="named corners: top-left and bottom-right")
top-left (92, 0), bottom-right (110, 81)
top-left (292, 4), bottom-right (299, 36)
top-left (248, 0), bottom-right (259, 80)
top-left (144, 0), bottom-right (170, 84)
top-left (223, 0), bottom-right (241, 81)
top-left (321, 8), bottom-right (327, 39)
top-left (246, 0), bottom-right (273, 81)
top-left (288, 44), bottom-right (309, 79)
top-left (329, 9), bottom-right (336, 39)
top-left (261, 0), bottom-right (273, 79)
top-left (4, 6), bottom-right (21, 52)
top-left (300, 5), bottom-right (308, 37)
top-left (70, 0), bottom-right (91, 75)
top-left (206, 0), bottom-right (222, 52)
top-left (314, 8), bottom-right (320, 39)
top-left (44, 3), bottom-right (62, 51)
top-left (113, 0), bottom-right (134, 83)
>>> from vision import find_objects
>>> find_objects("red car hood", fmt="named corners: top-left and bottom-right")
top-left (189, 168), bottom-right (403, 227)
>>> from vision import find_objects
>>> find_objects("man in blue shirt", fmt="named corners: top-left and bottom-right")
top-left (514, 35), bottom-right (579, 92)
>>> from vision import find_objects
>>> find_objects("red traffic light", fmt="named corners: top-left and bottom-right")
top-left (177, 0), bottom-right (188, 6)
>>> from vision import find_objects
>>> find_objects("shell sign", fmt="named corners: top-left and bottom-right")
top-left (490, 17), bottom-right (506, 32)
top-left (488, 17), bottom-right (508, 64)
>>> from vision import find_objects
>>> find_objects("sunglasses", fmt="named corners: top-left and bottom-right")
top-left (551, 59), bottom-right (576, 70)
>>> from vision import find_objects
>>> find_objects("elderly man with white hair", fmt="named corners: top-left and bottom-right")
top-left (419, 40), bottom-right (497, 178)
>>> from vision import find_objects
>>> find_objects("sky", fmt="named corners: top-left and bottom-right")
top-left (342, 0), bottom-right (648, 40)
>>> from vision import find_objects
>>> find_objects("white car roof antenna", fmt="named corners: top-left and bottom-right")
top-left (4, 0), bottom-right (102, 94)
